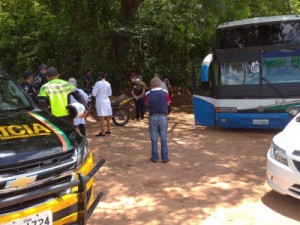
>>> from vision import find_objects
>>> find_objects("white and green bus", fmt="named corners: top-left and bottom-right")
top-left (194, 15), bottom-right (300, 128)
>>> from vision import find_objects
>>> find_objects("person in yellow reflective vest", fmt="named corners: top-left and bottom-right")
top-left (39, 67), bottom-right (87, 125)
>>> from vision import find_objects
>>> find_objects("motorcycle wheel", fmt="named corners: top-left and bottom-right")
top-left (112, 108), bottom-right (130, 126)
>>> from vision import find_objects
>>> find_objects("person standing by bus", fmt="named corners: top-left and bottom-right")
top-left (146, 77), bottom-right (171, 163)
top-left (92, 72), bottom-right (112, 137)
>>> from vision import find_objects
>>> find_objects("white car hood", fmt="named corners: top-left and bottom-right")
top-left (273, 115), bottom-right (300, 153)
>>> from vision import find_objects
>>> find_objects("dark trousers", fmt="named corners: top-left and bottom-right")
top-left (59, 115), bottom-right (73, 127)
top-left (134, 98), bottom-right (145, 119)
top-left (79, 124), bottom-right (86, 136)
top-left (59, 116), bottom-right (86, 137)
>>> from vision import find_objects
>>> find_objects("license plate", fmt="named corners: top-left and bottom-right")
top-left (252, 119), bottom-right (269, 125)
top-left (3, 210), bottom-right (52, 225)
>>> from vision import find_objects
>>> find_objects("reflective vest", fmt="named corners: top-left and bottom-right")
top-left (39, 79), bottom-right (75, 117)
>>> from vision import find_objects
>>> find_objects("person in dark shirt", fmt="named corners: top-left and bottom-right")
top-left (33, 64), bottom-right (48, 92)
top-left (145, 77), bottom-right (171, 163)
top-left (131, 78), bottom-right (146, 120)
top-left (21, 71), bottom-right (37, 100)
top-left (83, 69), bottom-right (93, 94)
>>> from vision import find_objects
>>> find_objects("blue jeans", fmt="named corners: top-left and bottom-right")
top-left (149, 115), bottom-right (169, 161)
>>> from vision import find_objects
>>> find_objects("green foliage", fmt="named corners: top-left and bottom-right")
top-left (0, 0), bottom-right (299, 88)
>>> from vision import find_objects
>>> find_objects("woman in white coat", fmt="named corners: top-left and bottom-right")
top-left (92, 72), bottom-right (112, 136)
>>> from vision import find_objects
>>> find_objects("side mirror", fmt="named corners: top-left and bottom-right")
top-left (201, 54), bottom-right (213, 83)
top-left (36, 96), bottom-right (50, 111)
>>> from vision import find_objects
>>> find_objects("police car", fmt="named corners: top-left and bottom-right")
top-left (0, 70), bottom-right (104, 225)
top-left (267, 107), bottom-right (300, 199)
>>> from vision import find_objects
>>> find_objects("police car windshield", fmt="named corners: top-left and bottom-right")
top-left (0, 77), bottom-right (31, 112)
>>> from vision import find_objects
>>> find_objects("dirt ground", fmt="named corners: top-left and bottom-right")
top-left (85, 99), bottom-right (300, 225)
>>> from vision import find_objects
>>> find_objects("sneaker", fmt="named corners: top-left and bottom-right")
top-left (150, 158), bottom-right (158, 163)
top-left (162, 159), bottom-right (169, 164)
top-left (106, 131), bottom-right (111, 134)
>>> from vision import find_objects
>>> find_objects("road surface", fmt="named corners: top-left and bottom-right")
top-left (86, 104), bottom-right (300, 225)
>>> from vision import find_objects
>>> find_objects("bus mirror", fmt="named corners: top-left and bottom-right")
top-left (286, 106), bottom-right (300, 117)
top-left (201, 54), bottom-right (213, 83)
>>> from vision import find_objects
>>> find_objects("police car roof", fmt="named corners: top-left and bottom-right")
top-left (0, 69), bottom-right (11, 78)
top-left (0, 73), bottom-right (5, 78)
top-left (218, 15), bottom-right (300, 29)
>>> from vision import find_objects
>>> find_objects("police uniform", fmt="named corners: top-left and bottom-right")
top-left (33, 73), bottom-right (48, 92)
top-left (39, 79), bottom-right (76, 117)
top-left (21, 81), bottom-right (37, 99)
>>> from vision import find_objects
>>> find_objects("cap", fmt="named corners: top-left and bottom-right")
top-left (46, 67), bottom-right (58, 77)
top-left (23, 71), bottom-right (33, 80)
top-left (38, 64), bottom-right (47, 70)
top-left (68, 78), bottom-right (77, 87)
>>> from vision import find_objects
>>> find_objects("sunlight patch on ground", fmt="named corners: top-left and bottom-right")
top-left (164, 187), bottom-right (191, 198)
top-left (96, 195), bottom-right (157, 211)
top-left (163, 207), bottom-right (204, 225)
top-left (86, 116), bottom-right (98, 123)
top-left (201, 200), bottom-right (300, 225)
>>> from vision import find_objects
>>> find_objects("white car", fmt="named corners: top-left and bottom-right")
top-left (267, 109), bottom-right (300, 199)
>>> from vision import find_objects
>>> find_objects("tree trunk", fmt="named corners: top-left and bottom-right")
top-left (119, 0), bottom-right (142, 25)
top-left (286, 0), bottom-right (292, 14)
top-left (110, 0), bottom-right (143, 65)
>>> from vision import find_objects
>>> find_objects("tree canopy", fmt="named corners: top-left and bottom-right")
top-left (0, 0), bottom-right (299, 90)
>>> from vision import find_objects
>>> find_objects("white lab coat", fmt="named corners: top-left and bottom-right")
top-left (92, 79), bottom-right (112, 116)
top-left (70, 88), bottom-right (88, 126)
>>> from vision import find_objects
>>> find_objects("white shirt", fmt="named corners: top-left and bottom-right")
top-left (70, 88), bottom-right (88, 126)
top-left (161, 82), bottom-right (169, 93)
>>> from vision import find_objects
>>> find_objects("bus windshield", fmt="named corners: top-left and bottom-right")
top-left (219, 48), bottom-right (300, 86)
top-left (221, 61), bottom-right (260, 85)
top-left (262, 49), bottom-right (300, 83)
top-left (217, 21), bottom-right (300, 49)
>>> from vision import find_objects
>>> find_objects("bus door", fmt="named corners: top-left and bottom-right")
top-left (193, 54), bottom-right (215, 126)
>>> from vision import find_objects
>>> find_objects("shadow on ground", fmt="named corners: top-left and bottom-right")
top-left (262, 191), bottom-right (300, 222)
top-left (85, 106), bottom-right (296, 225)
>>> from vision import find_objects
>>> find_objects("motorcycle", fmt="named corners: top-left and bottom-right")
top-left (87, 94), bottom-right (132, 126)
